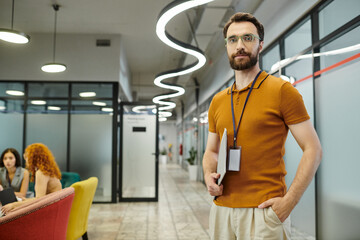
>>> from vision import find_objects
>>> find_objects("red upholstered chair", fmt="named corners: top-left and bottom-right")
top-left (0, 187), bottom-right (75, 240)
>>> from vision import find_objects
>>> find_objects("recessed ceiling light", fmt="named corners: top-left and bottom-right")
top-left (101, 107), bottom-right (113, 112)
top-left (159, 117), bottom-right (167, 122)
top-left (31, 100), bottom-right (46, 105)
top-left (79, 92), bottom-right (96, 97)
top-left (48, 106), bottom-right (61, 111)
top-left (0, 106), bottom-right (6, 110)
top-left (92, 101), bottom-right (106, 106)
top-left (6, 90), bottom-right (24, 96)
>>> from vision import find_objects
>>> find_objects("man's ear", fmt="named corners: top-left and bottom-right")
top-left (259, 41), bottom-right (264, 52)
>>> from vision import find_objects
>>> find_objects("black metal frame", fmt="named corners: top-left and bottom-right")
top-left (0, 80), bottom-right (118, 203)
top-left (119, 101), bottom-right (159, 202)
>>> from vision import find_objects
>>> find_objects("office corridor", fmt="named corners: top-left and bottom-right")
top-left (87, 161), bottom-right (316, 240)
top-left (87, 162), bottom-right (213, 240)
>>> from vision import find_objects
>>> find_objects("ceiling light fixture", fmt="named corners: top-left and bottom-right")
top-left (151, 107), bottom-right (172, 118)
top-left (101, 107), bottom-right (113, 112)
top-left (31, 100), bottom-right (46, 105)
top-left (280, 75), bottom-right (295, 84)
top-left (41, 4), bottom-right (66, 73)
top-left (48, 106), bottom-right (61, 111)
top-left (79, 92), bottom-right (96, 97)
top-left (132, 105), bottom-right (156, 114)
top-left (6, 90), bottom-right (24, 96)
top-left (92, 101), bottom-right (106, 106)
top-left (0, 0), bottom-right (30, 44)
top-left (153, 0), bottom-right (214, 118)
top-left (270, 43), bottom-right (360, 72)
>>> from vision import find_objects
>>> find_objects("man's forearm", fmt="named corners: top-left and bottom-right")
top-left (202, 150), bottom-right (218, 176)
top-left (284, 147), bottom-right (322, 206)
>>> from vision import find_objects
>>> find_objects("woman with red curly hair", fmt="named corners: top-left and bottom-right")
top-left (1, 143), bottom-right (62, 215)
top-left (24, 143), bottom-right (62, 196)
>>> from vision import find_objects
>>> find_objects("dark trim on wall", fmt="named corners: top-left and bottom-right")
top-left (155, 104), bottom-right (159, 202)
top-left (311, 9), bottom-right (320, 239)
top-left (22, 83), bottom-right (28, 166)
top-left (119, 103), bottom-right (124, 202)
top-left (66, 83), bottom-right (71, 172)
top-left (111, 83), bottom-right (119, 203)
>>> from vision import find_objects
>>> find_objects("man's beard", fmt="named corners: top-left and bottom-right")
top-left (229, 48), bottom-right (259, 70)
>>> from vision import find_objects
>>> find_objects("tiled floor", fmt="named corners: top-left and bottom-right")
top-left (87, 162), bottom-right (213, 240)
top-left (87, 162), bottom-right (315, 240)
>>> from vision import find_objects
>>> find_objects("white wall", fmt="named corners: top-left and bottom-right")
top-left (0, 32), bottom-right (133, 100)
top-left (0, 33), bottom-right (119, 81)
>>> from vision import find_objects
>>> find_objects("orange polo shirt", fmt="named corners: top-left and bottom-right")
top-left (208, 71), bottom-right (310, 208)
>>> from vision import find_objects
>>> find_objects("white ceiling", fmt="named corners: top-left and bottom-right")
top-left (0, 0), bottom-right (235, 102)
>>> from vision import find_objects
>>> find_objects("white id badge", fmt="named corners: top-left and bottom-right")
top-left (228, 147), bottom-right (241, 171)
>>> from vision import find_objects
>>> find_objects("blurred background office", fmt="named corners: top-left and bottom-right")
top-left (0, 0), bottom-right (359, 239)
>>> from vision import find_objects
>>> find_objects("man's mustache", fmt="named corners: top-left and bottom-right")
top-left (231, 50), bottom-right (250, 59)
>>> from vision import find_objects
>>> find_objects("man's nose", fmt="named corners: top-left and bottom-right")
top-left (235, 38), bottom-right (246, 51)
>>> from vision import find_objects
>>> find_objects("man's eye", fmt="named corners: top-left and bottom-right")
top-left (242, 35), bottom-right (253, 42)
top-left (228, 36), bottom-right (237, 43)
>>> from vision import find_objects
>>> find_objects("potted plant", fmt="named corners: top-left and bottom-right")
top-left (187, 147), bottom-right (197, 181)
top-left (159, 147), bottom-right (168, 164)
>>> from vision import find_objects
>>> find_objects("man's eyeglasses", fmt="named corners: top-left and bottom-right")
top-left (225, 33), bottom-right (261, 45)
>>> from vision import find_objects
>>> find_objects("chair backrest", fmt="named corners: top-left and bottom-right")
top-left (61, 172), bottom-right (81, 188)
top-left (66, 177), bottom-right (98, 240)
top-left (0, 187), bottom-right (75, 240)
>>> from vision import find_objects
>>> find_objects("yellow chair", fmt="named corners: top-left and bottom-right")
top-left (66, 177), bottom-right (98, 240)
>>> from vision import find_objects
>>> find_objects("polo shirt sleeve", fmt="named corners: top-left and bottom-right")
top-left (208, 97), bottom-right (217, 133)
top-left (280, 82), bottom-right (310, 125)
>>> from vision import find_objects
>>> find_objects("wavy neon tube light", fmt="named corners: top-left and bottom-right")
top-left (270, 43), bottom-right (360, 72)
top-left (153, 0), bottom-right (214, 118)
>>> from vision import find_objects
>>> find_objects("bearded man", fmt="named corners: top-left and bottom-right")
top-left (202, 12), bottom-right (322, 240)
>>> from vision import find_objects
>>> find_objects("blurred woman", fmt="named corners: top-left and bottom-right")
top-left (0, 148), bottom-right (29, 198)
top-left (24, 143), bottom-right (62, 197)
top-left (1, 143), bottom-right (62, 215)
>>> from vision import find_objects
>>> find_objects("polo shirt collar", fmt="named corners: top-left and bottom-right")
top-left (228, 71), bottom-right (269, 93)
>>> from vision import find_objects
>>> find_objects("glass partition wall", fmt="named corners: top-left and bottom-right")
top-left (0, 81), bottom-right (118, 202)
top-left (258, 0), bottom-right (360, 238)
top-left (0, 82), bottom-right (25, 155)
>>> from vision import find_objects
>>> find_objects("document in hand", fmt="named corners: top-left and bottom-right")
top-left (217, 128), bottom-right (227, 186)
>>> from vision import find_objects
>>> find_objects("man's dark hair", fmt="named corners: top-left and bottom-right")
top-left (223, 12), bottom-right (264, 41)
top-left (0, 148), bottom-right (22, 167)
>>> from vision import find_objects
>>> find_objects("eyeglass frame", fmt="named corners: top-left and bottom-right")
top-left (224, 33), bottom-right (262, 46)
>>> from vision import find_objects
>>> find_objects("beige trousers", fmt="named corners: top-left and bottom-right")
top-left (209, 203), bottom-right (291, 240)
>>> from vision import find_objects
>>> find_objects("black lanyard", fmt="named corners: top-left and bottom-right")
top-left (231, 70), bottom-right (262, 148)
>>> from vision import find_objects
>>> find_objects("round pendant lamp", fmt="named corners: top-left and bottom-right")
top-left (0, 0), bottom-right (30, 44)
top-left (41, 4), bottom-right (67, 73)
